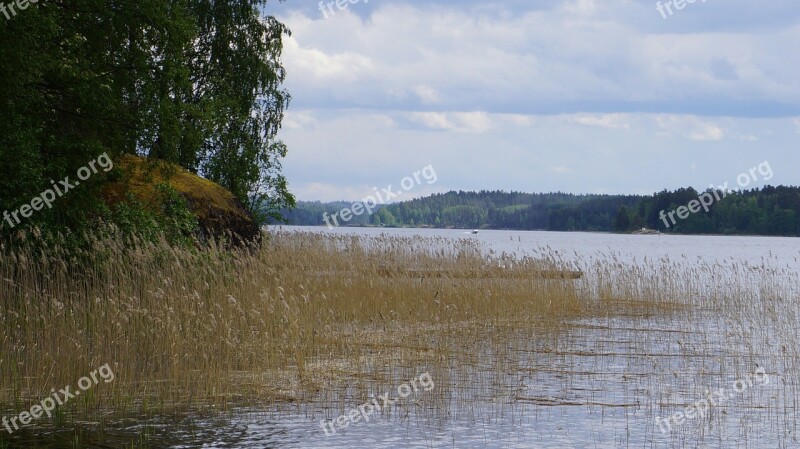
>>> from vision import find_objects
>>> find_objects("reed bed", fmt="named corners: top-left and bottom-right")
top-left (0, 231), bottom-right (642, 412)
top-left (1, 229), bottom-right (796, 447)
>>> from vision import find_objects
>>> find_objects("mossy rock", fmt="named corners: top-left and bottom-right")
top-left (102, 154), bottom-right (260, 246)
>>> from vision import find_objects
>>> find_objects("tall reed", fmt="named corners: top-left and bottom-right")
top-left (0, 229), bottom-right (682, 426)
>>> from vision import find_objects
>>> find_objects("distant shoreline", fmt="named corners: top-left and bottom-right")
top-left (277, 188), bottom-right (800, 238)
top-left (271, 224), bottom-right (798, 239)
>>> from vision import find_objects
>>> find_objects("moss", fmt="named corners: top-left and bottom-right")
top-left (101, 154), bottom-right (260, 245)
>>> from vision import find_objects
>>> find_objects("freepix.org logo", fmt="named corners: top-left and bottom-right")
top-left (318, 0), bottom-right (368, 19)
top-left (2, 153), bottom-right (114, 229)
top-left (2, 364), bottom-right (115, 435)
top-left (0, 0), bottom-right (39, 21)
top-left (656, 0), bottom-right (707, 19)
top-left (320, 372), bottom-right (435, 436)
top-left (322, 165), bottom-right (437, 229)
top-left (658, 161), bottom-right (773, 229)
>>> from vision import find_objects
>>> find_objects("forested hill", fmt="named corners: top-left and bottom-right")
top-left (280, 186), bottom-right (800, 236)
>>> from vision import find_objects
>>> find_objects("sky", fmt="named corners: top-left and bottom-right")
top-left (267, 0), bottom-right (800, 202)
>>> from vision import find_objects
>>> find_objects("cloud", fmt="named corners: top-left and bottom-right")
top-left (407, 111), bottom-right (494, 133)
top-left (414, 85), bottom-right (441, 104)
top-left (280, 109), bottom-right (800, 200)
top-left (283, 111), bottom-right (317, 130)
top-left (656, 115), bottom-right (725, 141)
top-left (283, 36), bottom-right (375, 84)
top-left (278, 1), bottom-right (800, 117)
top-left (561, 0), bottom-right (599, 16)
top-left (500, 114), bottom-right (537, 126)
top-left (273, 1), bottom-right (800, 201)
top-left (567, 113), bottom-right (631, 129)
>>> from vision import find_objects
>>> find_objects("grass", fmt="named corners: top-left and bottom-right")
top-left (1, 229), bottom-right (795, 447)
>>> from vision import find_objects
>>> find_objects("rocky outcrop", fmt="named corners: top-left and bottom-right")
top-left (102, 154), bottom-right (260, 246)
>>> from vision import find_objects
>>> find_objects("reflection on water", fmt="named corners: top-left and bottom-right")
top-left (279, 226), bottom-right (800, 267)
top-left (5, 228), bottom-right (800, 448)
top-left (33, 309), bottom-right (792, 448)
top-left (162, 310), bottom-right (796, 448)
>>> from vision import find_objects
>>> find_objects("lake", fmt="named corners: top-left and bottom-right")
top-left (165, 226), bottom-right (790, 449)
top-left (273, 226), bottom-right (800, 267)
top-left (11, 227), bottom-right (798, 449)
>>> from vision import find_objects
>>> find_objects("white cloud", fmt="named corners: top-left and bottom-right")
top-left (283, 111), bottom-right (317, 130)
top-left (656, 115), bottom-right (725, 141)
top-left (500, 114), bottom-right (537, 127)
top-left (279, 2), bottom-right (800, 116)
top-left (561, 0), bottom-right (599, 16)
top-left (567, 113), bottom-right (631, 129)
top-left (274, 2), bottom-right (800, 200)
top-left (414, 85), bottom-right (441, 104)
top-left (690, 126), bottom-right (725, 142)
top-left (280, 109), bottom-right (800, 200)
top-left (282, 33), bottom-right (375, 84)
top-left (407, 111), bottom-right (494, 133)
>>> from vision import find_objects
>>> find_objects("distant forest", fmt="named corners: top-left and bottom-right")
top-left (279, 186), bottom-right (800, 236)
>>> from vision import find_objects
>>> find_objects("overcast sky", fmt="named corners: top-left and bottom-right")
top-left (268, 0), bottom-right (800, 202)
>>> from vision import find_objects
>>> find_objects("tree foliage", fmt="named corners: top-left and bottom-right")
top-left (0, 0), bottom-right (293, 234)
top-left (283, 187), bottom-right (800, 237)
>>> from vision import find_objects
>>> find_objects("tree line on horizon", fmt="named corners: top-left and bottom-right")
top-left (281, 186), bottom-right (800, 236)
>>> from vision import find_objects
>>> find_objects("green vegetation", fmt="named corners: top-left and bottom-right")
top-left (0, 0), bottom-right (293, 237)
top-left (282, 187), bottom-right (800, 236)
top-left (103, 154), bottom-right (262, 246)
top-left (104, 182), bottom-right (200, 247)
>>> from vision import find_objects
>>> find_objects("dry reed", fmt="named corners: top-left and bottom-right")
top-left (4, 228), bottom-right (789, 447)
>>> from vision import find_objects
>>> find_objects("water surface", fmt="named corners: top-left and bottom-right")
top-left (10, 227), bottom-right (800, 448)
